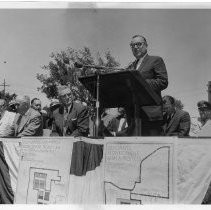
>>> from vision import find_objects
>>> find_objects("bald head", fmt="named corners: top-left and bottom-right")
top-left (16, 95), bottom-right (30, 104)
top-left (58, 86), bottom-right (73, 106)
top-left (16, 95), bottom-right (30, 115)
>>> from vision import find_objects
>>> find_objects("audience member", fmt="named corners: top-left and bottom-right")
top-left (196, 100), bottom-right (211, 137)
top-left (0, 100), bottom-right (18, 137)
top-left (189, 116), bottom-right (202, 136)
top-left (31, 98), bottom-right (42, 112)
top-left (98, 108), bottom-right (128, 137)
top-left (197, 102), bottom-right (211, 204)
top-left (0, 99), bottom-right (6, 120)
top-left (107, 108), bottom-right (128, 136)
top-left (162, 95), bottom-right (191, 137)
top-left (98, 108), bottom-right (119, 137)
top-left (14, 95), bottom-right (43, 137)
top-left (51, 86), bottom-right (89, 137)
top-left (7, 100), bottom-right (18, 113)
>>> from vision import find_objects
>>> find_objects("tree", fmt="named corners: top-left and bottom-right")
top-left (37, 47), bottom-right (120, 110)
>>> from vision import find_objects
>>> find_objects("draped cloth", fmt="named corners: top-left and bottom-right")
top-left (70, 141), bottom-right (103, 176)
top-left (0, 142), bottom-right (14, 204)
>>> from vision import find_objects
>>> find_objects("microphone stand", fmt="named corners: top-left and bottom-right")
top-left (85, 66), bottom-right (103, 138)
top-left (76, 62), bottom-right (124, 138)
top-left (95, 71), bottom-right (100, 137)
top-left (79, 65), bottom-right (103, 138)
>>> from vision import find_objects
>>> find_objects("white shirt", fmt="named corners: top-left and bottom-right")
top-left (0, 111), bottom-right (16, 136)
top-left (196, 119), bottom-right (211, 137)
top-left (136, 53), bottom-right (148, 70)
top-left (118, 118), bottom-right (128, 132)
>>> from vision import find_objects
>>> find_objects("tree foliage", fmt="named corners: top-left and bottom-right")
top-left (37, 47), bottom-right (120, 109)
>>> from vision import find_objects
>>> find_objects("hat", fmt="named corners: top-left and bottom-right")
top-left (50, 99), bottom-right (60, 107)
top-left (197, 100), bottom-right (211, 110)
top-left (8, 99), bottom-right (19, 107)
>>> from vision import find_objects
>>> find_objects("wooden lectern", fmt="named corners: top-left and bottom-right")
top-left (79, 70), bottom-right (161, 136)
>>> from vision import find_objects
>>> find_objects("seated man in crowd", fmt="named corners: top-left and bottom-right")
top-left (0, 99), bottom-right (6, 119)
top-left (162, 95), bottom-right (191, 137)
top-left (51, 86), bottom-right (89, 137)
top-left (13, 95), bottom-right (43, 137)
top-left (0, 100), bottom-right (18, 137)
top-left (106, 107), bottom-right (128, 137)
top-left (196, 100), bottom-right (211, 137)
top-left (98, 108), bottom-right (128, 137)
top-left (197, 102), bottom-right (211, 204)
top-left (47, 99), bottom-right (61, 136)
top-left (31, 98), bottom-right (42, 113)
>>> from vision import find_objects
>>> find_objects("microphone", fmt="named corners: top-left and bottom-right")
top-left (74, 62), bottom-right (104, 70)
top-left (74, 62), bottom-right (125, 71)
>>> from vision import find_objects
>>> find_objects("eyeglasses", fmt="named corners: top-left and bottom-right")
top-left (198, 107), bottom-right (210, 111)
top-left (162, 100), bottom-right (171, 105)
top-left (130, 42), bottom-right (145, 48)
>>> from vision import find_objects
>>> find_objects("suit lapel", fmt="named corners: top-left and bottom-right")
top-left (128, 60), bottom-right (138, 71)
top-left (14, 114), bottom-right (21, 136)
top-left (166, 111), bottom-right (177, 131)
top-left (18, 109), bottom-right (31, 133)
top-left (67, 102), bottom-right (77, 120)
top-left (137, 54), bottom-right (149, 71)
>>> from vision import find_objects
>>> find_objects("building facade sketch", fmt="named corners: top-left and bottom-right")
top-left (15, 138), bottom-right (74, 204)
top-left (26, 167), bottom-right (62, 204)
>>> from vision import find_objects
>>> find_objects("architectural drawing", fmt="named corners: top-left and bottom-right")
top-left (26, 168), bottom-right (62, 204)
top-left (15, 138), bottom-right (74, 204)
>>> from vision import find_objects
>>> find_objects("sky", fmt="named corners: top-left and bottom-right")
top-left (1, 6), bottom-right (211, 117)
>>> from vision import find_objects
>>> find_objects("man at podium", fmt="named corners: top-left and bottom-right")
top-left (126, 35), bottom-right (168, 136)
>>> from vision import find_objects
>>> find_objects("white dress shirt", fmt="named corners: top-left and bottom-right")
top-left (136, 53), bottom-right (148, 70)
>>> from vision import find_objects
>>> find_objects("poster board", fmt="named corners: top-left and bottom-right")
top-left (15, 137), bottom-right (73, 204)
top-left (176, 137), bottom-right (211, 204)
top-left (103, 137), bottom-right (176, 204)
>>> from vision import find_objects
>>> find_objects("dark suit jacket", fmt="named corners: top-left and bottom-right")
top-left (52, 101), bottom-right (89, 137)
top-left (163, 109), bottom-right (191, 137)
top-left (127, 54), bottom-right (168, 98)
top-left (15, 108), bottom-right (43, 137)
top-left (126, 54), bottom-right (168, 121)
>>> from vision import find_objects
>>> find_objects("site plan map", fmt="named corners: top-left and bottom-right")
top-left (103, 137), bottom-right (176, 204)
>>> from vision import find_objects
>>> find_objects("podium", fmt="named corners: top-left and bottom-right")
top-left (79, 70), bottom-right (161, 136)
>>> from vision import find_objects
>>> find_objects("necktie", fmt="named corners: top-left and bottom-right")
top-left (63, 107), bottom-right (68, 136)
